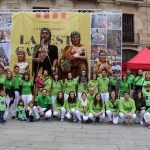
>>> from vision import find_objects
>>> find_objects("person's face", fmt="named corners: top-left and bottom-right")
top-left (99, 52), bottom-right (106, 62)
top-left (111, 92), bottom-right (116, 100)
top-left (102, 71), bottom-right (106, 77)
top-left (92, 74), bottom-right (97, 80)
top-left (81, 93), bottom-right (87, 100)
top-left (96, 93), bottom-right (101, 101)
top-left (14, 67), bottom-right (20, 74)
top-left (138, 93), bottom-right (142, 99)
top-left (82, 71), bottom-right (86, 77)
top-left (18, 52), bottom-right (24, 61)
top-left (0, 68), bottom-right (4, 75)
top-left (54, 74), bottom-right (58, 80)
top-left (71, 35), bottom-right (80, 45)
top-left (70, 92), bottom-right (75, 99)
top-left (7, 72), bottom-right (12, 79)
top-left (138, 70), bottom-right (143, 76)
top-left (41, 30), bottom-right (50, 42)
top-left (68, 73), bottom-right (72, 79)
top-left (43, 70), bottom-right (48, 77)
top-left (123, 76), bottom-right (127, 81)
top-left (0, 91), bottom-right (5, 96)
top-left (126, 70), bottom-right (131, 75)
top-left (25, 74), bottom-right (29, 80)
top-left (19, 101), bottom-right (24, 106)
top-left (124, 93), bottom-right (129, 100)
top-left (58, 92), bottom-right (63, 99)
top-left (42, 90), bottom-right (47, 97)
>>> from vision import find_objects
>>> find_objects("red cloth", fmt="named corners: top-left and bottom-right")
top-left (126, 47), bottom-right (150, 71)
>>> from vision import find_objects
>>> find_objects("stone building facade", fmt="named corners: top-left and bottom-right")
top-left (0, 0), bottom-right (150, 62)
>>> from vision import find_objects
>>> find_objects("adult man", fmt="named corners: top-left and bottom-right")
top-left (126, 68), bottom-right (135, 89)
top-left (32, 28), bottom-right (58, 78)
top-left (97, 70), bottom-right (109, 104)
top-left (119, 91), bottom-right (136, 125)
top-left (12, 66), bottom-right (23, 119)
top-left (34, 89), bottom-right (52, 120)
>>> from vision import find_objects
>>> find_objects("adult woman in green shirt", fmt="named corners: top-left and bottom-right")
top-left (53, 91), bottom-right (67, 121)
top-left (75, 92), bottom-right (90, 123)
top-left (51, 74), bottom-right (63, 110)
top-left (106, 91), bottom-right (120, 125)
top-left (77, 70), bottom-right (88, 99)
top-left (88, 73), bottom-right (98, 94)
top-left (134, 91), bottom-right (146, 125)
top-left (66, 91), bottom-right (78, 122)
top-left (119, 75), bottom-right (131, 99)
top-left (88, 93), bottom-right (105, 122)
top-left (19, 73), bottom-right (34, 107)
top-left (63, 72), bottom-right (77, 99)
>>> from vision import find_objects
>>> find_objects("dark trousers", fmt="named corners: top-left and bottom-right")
top-left (0, 111), bottom-right (4, 123)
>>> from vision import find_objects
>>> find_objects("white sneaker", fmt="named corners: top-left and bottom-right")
top-left (140, 120), bottom-right (144, 125)
top-left (60, 118), bottom-right (64, 122)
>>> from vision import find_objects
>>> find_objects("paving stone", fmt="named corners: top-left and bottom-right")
top-left (118, 145), bottom-right (149, 150)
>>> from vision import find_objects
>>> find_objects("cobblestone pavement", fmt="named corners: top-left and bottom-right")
top-left (0, 118), bottom-right (150, 150)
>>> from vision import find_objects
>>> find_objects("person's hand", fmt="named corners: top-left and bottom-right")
top-left (34, 58), bottom-right (42, 63)
top-left (141, 107), bottom-right (146, 110)
top-left (51, 66), bottom-right (55, 72)
top-left (40, 112), bottom-right (45, 117)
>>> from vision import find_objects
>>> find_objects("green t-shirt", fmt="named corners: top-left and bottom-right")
top-left (43, 76), bottom-right (52, 91)
top-left (51, 80), bottom-right (63, 96)
top-left (88, 80), bottom-right (98, 93)
top-left (119, 98), bottom-right (136, 114)
top-left (89, 100), bottom-right (105, 114)
top-left (17, 106), bottom-right (26, 118)
top-left (76, 100), bottom-right (90, 114)
top-left (0, 74), bottom-right (6, 85)
top-left (87, 94), bottom-right (95, 102)
top-left (13, 74), bottom-right (23, 90)
top-left (97, 77), bottom-right (109, 93)
top-left (20, 80), bottom-right (33, 95)
top-left (54, 99), bottom-right (67, 111)
top-left (35, 95), bottom-right (52, 108)
top-left (63, 78), bottom-right (77, 94)
top-left (4, 79), bottom-right (14, 90)
top-left (0, 96), bottom-right (6, 111)
top-left (109, 77), bottom-right (117, 86)
top-left (127, 74), bottom-right (135, 84)
top-left (119, 80), bottom-right (130, 97)
top-left (134, 75), bottom-right (144, 86)
top-left (66, 99), bottom-right (77, 112)
top-left (106, 99), bottom-right (120, 114)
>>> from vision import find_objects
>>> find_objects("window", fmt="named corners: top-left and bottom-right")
top-left (122, 14), bottom-right (134, 43)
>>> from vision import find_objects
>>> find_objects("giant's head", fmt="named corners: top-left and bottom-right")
top-left (70, 31), bottom-right (81, 45)
top-left (40, 28), bottom-right (51, 42)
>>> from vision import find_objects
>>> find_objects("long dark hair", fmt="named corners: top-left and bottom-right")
top-left (22, 72), bottom-right (30, 81)
top-left (56, 91), bottom-right (64, 106)
top-left (79, 71), bottom-right (89, 84)
top-left (68, 91), bottom-right (77, 103)
top-left (109, 91), bottom-right (118, 101)
top-left (134, 91), bottom-right (145, 105)
top-left (93, 93), bottom-right (103, 107)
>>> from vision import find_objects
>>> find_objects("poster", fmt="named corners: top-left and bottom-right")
top-left (0, 13), bottom-right (12, 70)
top-left (90, 13), bottom-right (122, 78)
top-left (10, 12), bottom-right (90, 78)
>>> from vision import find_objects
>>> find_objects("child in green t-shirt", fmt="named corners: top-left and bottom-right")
top-left (17, 99), bottom-right (27, 121)
top-left (0, 90), bottom-right (6, 124)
